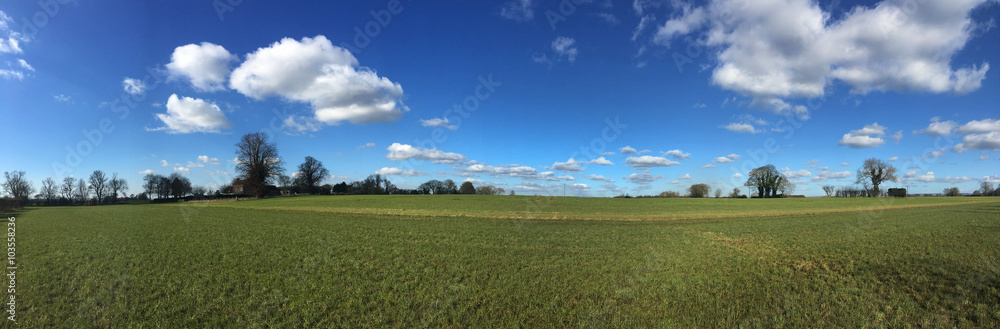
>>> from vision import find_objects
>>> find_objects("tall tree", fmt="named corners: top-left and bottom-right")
top-left (108, 173), bottom-right (127, 203)
top-left (295, 156), bottom-right (329, 194)
top-left (442, 179), bottom-right (457, 195)
top-left (40, 178), bottom-right (58, 204)
top-left (61, 177), bottom-right (75, 202)
top-left (168, 173), bottom-right (192, 198)
top-left (277, 175), bottom-right (293, 189)
top-left (980, 182), bottom-right (994, 196)
top-left (822, 185), bottom-right (835, 197)
top-left (714, 188), bottom-right (722, 198)
top-left (157, 176), bottom-right (172, 199)
top-left (89, 170), bottom-right (108, 204)
top-left (856, 158), bottom-right (898, 198)
top-left (235, 132), bottom-right (283, 198)
top-left (459, 181), bottom-right (476, 194)
top-left (744, 165), bottom-right (786, 198)
top-left (2, 171), bottom-right (34, 206)
top-left (76, 178), bottom-right (89, 203)
top-left (143, 174), bottom-right (160, 199)
top-left (687, 183), bottom-right (710, 198)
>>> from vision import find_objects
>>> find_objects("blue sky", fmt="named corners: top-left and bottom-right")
top-left (1, 0), bottom-right (998, 197)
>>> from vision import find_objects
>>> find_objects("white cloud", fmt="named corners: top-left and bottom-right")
top-left (420, 118), bottom-right (458, 130)
top-left (160, 160), bottom-right (170, 167)
top-left (552, 37), bottom-right (578, 62)
top-left (53, 94), bottom-right (71, 103)
top-left (500, 0), bottom-right (534, 21)
top-left (891, 131), bottom-right (903, 144)
top-left (922, 150), bottom-right (946, 159)
top-left (186, 161), bottom-right (205, 168)
top-left (357, 142), bottom-right (376, 150)
top-left (654, 4), bottom-right (706, 43)
top-left (568, 183), bottom-right (590, 191)
top-left (914, 120), bottom-right (957, 136)
top-left (166, 42), bottom-right (237, 92)
top-left (888, 156), bottom-right (899, 161)
top-left (122, 78), bottom-right (147, 95)
top-left (150, 94), bottom-right (233, 134)
top-left (230, 36), bottom-right (408, 125)
top-left (663, 149), bottom-right (691, 160)
top-left (586, 174), bottom-right (615, 183)
top-left (197, 155), bottom-right (221, 165)
top-left (138, 169), bottom-right (156, 175)
top-left (552, 158), bottom-right (584, 172)
top-left (840, 162), bottom-right (850, 167)
top-left (589, 157), bottom-right (614, 166)
top-left (702, 164), bottom-right (716, 168)
top-left (654, 0), bottom-right (992, 115)
top-left (954, 132), bottom-right (1000, 152)
top-left (174, 167), bottom-right (191, 175)
top-left (282, 116), bottom-right (323, 134)
top-left (957, 119), bottom-right (1000, 134)
top-left (733, 173), bottom-right (743, 178)
top-left (839, 123), bottom-right (888, 148)
top-left (712, 157), bottom-right (734, 163)
top-left (692, 102), bottom-right (707, 108)
top-left (0, 37), bottom-right (20, 54)
top-left (811, 171), bottom-right (851, 182)
top-left (17, 59), bottom-right (32, 71)
top-left (0, 69), bottom-right (23, 80)
top-left (386, 143), bottom-right (465, 164)
top-left (977, 155), bottom-right (990, 160)
top-left (804, 159), bottom-right (819, 165)
top-left (626, 171), bottom-right (665, 184)
top-left (782, 168), bottom-right (812, 180)
top-left (626, 155), bottom-right (680, 169)
top-left (724, 122), bottom-right (761, 134)
top-left (375, 167), bottom-right (427, 177)
top-left (619, 146), bottom-right (638, 154)
top-left (678, 173), bottom-right (691, 180)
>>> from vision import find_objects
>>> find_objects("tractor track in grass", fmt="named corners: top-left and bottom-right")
top-left (192, 199), bottom-right (999, 222)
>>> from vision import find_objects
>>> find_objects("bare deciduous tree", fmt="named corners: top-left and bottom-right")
top-left (108, 173), bottom-right (128, 203)
top-left (40, 178), bottom-right (58, 204)
top-left (61, 177), bottom-right (75, 201)
top-left (235, 132), bottom-right (283, 198)
top-left (89, 170), bottom-right (108, 204)
top-left (2, 171), bottom-right (34, 207)
top-left (76, 178), bottom-right (89, 203)
top-left (688, 183), bottom-right (710, 198)
top-left (856, 158), bottom-right (898, 198)
top-left (295, 156), bottom-right (329, 194)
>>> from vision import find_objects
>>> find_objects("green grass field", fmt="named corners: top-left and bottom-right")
top-left (10, 196), bottom-right (1000, 327)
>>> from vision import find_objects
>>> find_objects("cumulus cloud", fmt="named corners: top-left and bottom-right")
top-left (654, 0), bottom-right (993, 116)
top-left (375, 167), bottom-right (427, 177)
top-left (150, 94), bottom-right (233, 134)
top-left (457, 163), bottom-right (572, 181)
top-left (839, 123), bottom-right (889, 148)
top-left (841, 162), bottom-right (851, 167)
top-left (914, 119), bottom-right (957, 136)
top-left (812, 171), bottom-right (851, 182)
top-left (197, 155), bottom-right (221, 165)
top-left (663, 149), bottom-right (691, 160)
top-left (626, 155), bottom-right (680, 169)
top-left (712, 154), bottom-right (740, 163)
top-left (589, 157), bottom-right (614, 166)
top-left (723, 122), bottom-right (761, 134)
top-left (619, 146), bottom-right (638, 154)
top-left (552, 37), bottom-right (578, 62)
top-left (626, 171), bottom-right (665, 184)
top-left (702, 164), bottom-right (716, 168)
top-left (781, 168), bottom-right (812, 180)
top-left (167, 42), bottom-right (237, 92)
top-left (733, 173), bottom-right (743, 178)
top-left (174, 167), bottom-right (191, 175)
top-left (888, 156), bottom-right (899, 161)
top-left (585, 174), bottom-right (615, 183)
top-left (500, 0), bottom-right (534, 21)
top-left (138, 169), bottom-right (156, 175)
top-left (956, 119), bottom-right (1000, 134)
top-left (386, 143), bottom-right (465, 164)
top-left (953, 132), bottom-right (1000, 153)
top-left (230, 36), bottom-right (408, 125)
top-left (123, 78), bottom-right (147, 95)
top-left (552, 158), bottom-right (584, 172)
top-left (420, 118), bottom-right (458, 130)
